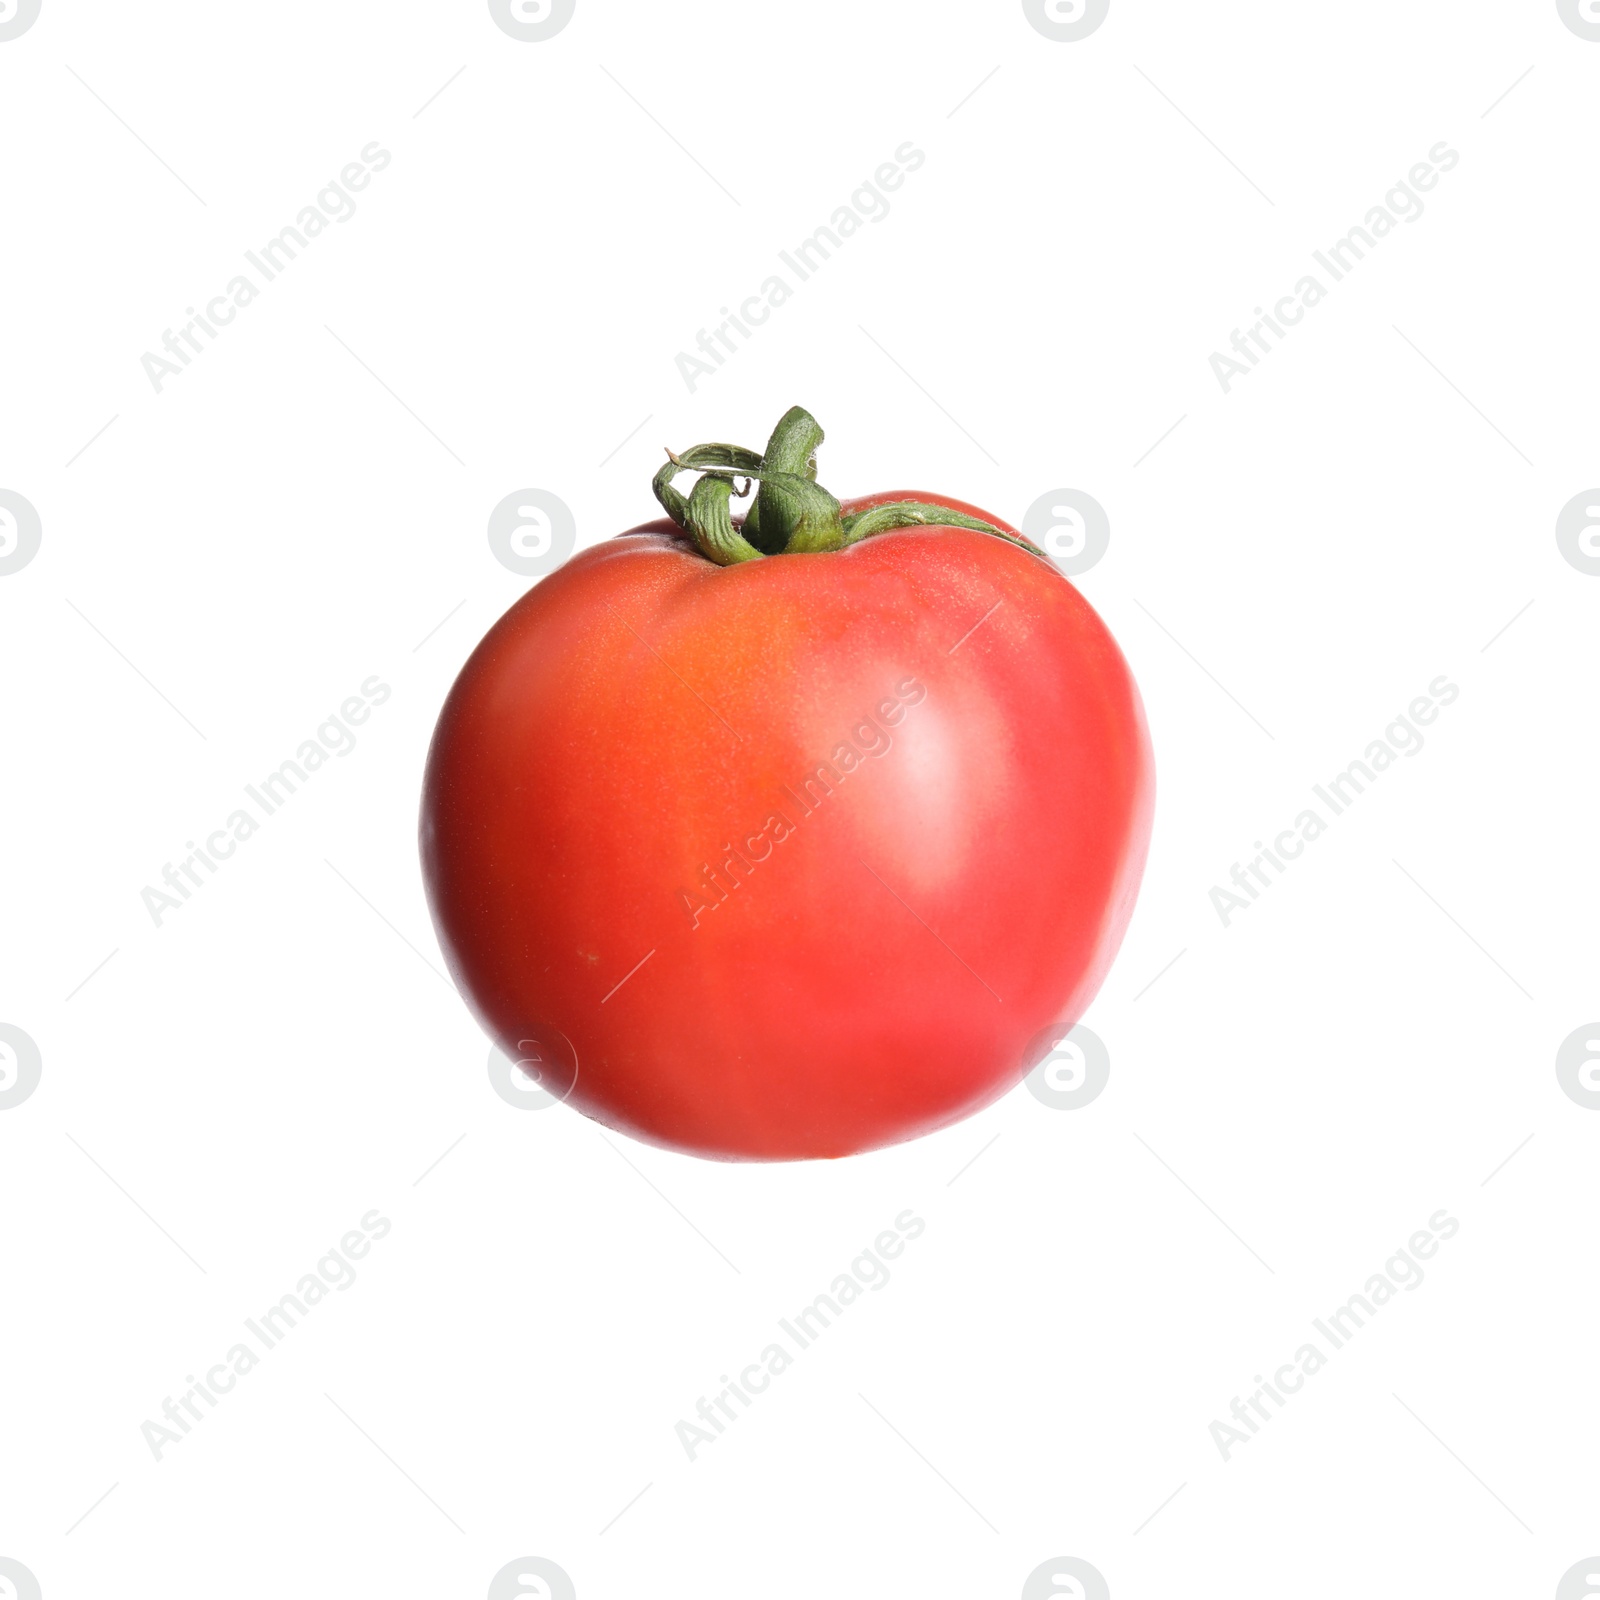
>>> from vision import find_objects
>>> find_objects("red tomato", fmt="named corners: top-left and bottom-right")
top-left (421, 418), bottom-right (1153, 1160)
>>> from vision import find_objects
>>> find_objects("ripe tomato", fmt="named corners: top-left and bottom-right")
top-left (421, 411), bottom-right (1153, 1160)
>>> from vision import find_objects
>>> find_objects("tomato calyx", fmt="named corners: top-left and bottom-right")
top-left (651, 405), bottom-right (1040, 566)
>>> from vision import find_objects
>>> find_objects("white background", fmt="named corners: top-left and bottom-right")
top-left (2, 2), bottom-right (1598, 1597)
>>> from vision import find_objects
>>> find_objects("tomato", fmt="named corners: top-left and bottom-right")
top-left (421, 410), bottom-right (1153, 1160)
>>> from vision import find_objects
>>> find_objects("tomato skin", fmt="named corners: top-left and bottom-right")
top-left (421, 493), bottom-right (1153, 1161)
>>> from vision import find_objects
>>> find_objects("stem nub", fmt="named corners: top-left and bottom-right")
top-left (651, 406), bottom-right (1024, 566)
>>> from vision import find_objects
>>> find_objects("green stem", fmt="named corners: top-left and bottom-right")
top-left (840, 500), bottom-right (1040, 559)
top-left (684, 473), bottom-right (763, 565)
top-left (650, 406), bottom-right (1028, 568)
top-left (745, 405), bottom-right (825, 554)
top-left (653, 442), bottom-right (763, 529)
